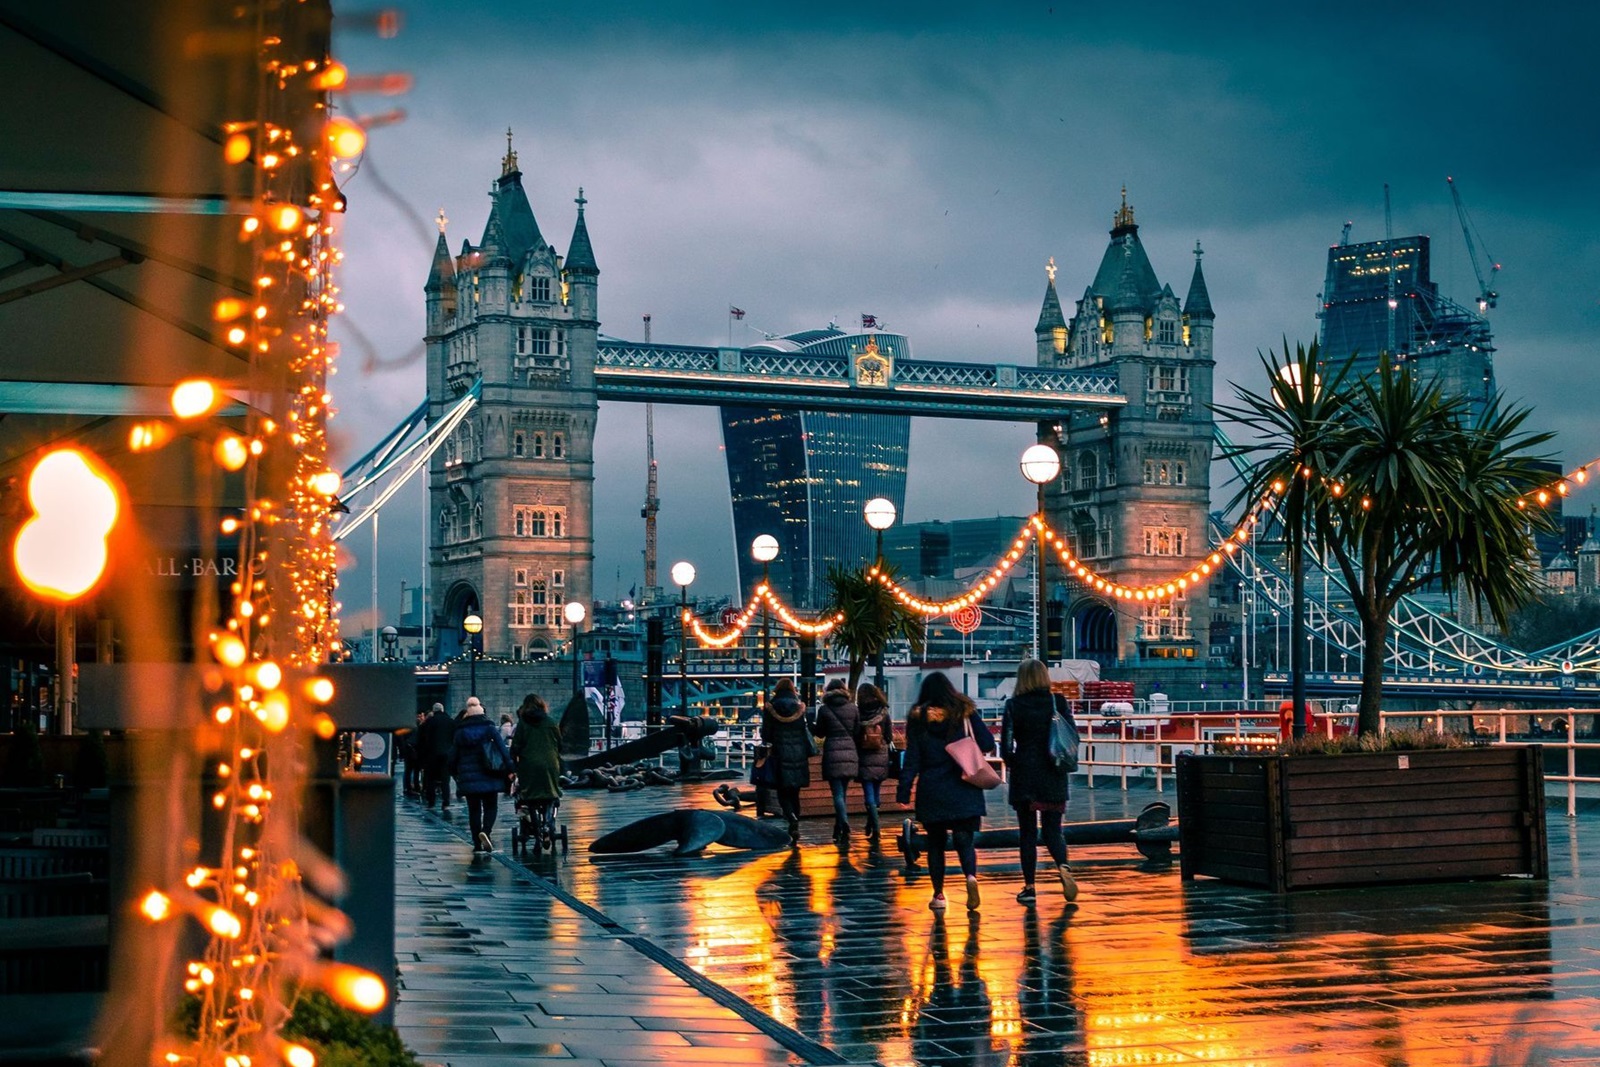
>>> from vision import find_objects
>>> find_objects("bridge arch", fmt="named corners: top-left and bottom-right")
top-left (1071, 598), bottom-right (1117, 666)
top-left (436, 580), bottom-right (481, 660)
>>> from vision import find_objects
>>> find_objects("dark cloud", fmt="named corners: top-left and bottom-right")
top-left (328, 3), bottom-right (1600, 628)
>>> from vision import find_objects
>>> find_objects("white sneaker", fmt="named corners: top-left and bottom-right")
top-left (1058, 865), bottom-right (1079, 902)
top-left (478, 832), bottom-right (494, 853)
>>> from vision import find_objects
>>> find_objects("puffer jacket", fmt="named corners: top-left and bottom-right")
top-left (855, 692), bottom-right (894, 784)
top-left (449, 711), bottom-right (510, 795)
top-left (1002, 689), bottom-right (1071, 809)
top-left (511, 708), bottom-right (564, 802)
top-left (813, 688), bottom-right (861, 781)
top-left (762, 694), bottom-right (813, 788)
top-left (896, 702), bottom-right (994, 825)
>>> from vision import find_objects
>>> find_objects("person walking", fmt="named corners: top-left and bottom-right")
top-left (416, 703), bottom-right (455, 814)
top-left (510, 692), bottom-right (563, 827)
top-left (398, 710), bottom-right (425, 797)
top-left (1001, 659), bottom-right (1079, 903)
top-left (896, 671), bottom-right (994, 912)
top-left (450, 696), bottom-right (512, 853)
top-left (813, 679), bottom-right (862, 844)
top-left (762, 677), bottom-right (812, 846)
top-left (854, 682), bottom-right (894, 842)
top-left (499, 713), bottom-right (516, 744)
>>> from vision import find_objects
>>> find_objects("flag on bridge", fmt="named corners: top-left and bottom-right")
top-left (861, 313), bottom-right (878, 329)
top-left (729, 306), bottom-right (745, 319)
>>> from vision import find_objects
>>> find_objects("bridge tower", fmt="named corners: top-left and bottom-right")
top-left (423, 133), bottom-right (598, 663)
top-left (1036, 191), bottom-right (1216, 664)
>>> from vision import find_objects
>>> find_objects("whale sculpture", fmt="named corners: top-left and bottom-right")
top-left (589, 809), bottom-right (790, 855)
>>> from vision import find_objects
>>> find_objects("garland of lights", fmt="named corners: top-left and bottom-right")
top-left (684, 453), bottom-right (1597, 647)
top-left (125, 11), bottom-right (388, 1067)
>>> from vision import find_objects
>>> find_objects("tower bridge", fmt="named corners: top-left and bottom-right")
top-left (332, 135), bottom-right (1600, 702)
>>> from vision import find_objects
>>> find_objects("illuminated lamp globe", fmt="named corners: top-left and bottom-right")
top-left (462, 613), bottom-right (483, 636)
top-left (670, 561), bottom-right (696, 588)
top-left (563, 601), bottom-right (586, 627)
top-left (864, 497), bottom-right (897, 531)
top-left (751, 534), bottom-right (780, 564)
top-left (1274, 363), bottom-right (1321, 407)
top-left (1019, 444), bottom-right (1062, 486)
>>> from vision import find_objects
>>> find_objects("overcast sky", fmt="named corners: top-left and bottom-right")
top-left (326, 1), bottom-right (1600, 633)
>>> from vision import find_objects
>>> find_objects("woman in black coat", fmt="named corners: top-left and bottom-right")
top-left (813, 680), bottom-right (862, 844)
top-left (762, 677), bottom-right (812, 844)
top-left (854, 683), bottom-right (894, 841)
top-left (1001, 659), bottom-right (1078, 903)
top-left (895, 671), bottom-right (994, 912)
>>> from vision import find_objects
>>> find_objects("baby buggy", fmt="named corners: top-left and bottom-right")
top-left (510, 790), bottom-right (568, 856)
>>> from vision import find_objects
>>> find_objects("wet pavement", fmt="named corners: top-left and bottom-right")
top-left (397, 780), bottom-right (1600, 1066)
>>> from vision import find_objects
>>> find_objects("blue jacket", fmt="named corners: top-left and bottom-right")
top-left (896, 703), bottom-right (995, 825)
top-left (449, 712), bottom-right (510, 795)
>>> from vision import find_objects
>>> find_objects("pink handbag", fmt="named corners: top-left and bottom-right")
top-left (945, 716), bottom-right (1001, 789)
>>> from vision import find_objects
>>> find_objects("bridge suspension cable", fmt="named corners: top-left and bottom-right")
top-left (333, 381), bottom-right (480, 541)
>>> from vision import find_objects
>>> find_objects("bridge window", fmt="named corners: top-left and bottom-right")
top-left (511, 591), bottom-right (530, 628)
top-left (1098, 516), bottom-right (1113, 558)
top-left (472, 502), bottom-right (482, 538)
top-left (513, 431), bottom-right (525, 457)
top-left (532, 328), bottom-right (551, 355)
top-left (1144, 460), bottom-right (1186, 486)
top-left (1157, 318), bottom-right (1176, 345)
top-left (516, 326), bottom-right (530, 355)
top-left (1076, 451), bottom-right (1099, 491)
top-left (1140, 599), bottom-right (1190, 640)
top-left (531, 581), bottom-right (548, 627)
top-left (512, 644), bottom-right (525, 661)
top-left (514, 568), bottom-right (527, 586)
top-left (1051, 326), bottom-right (1067, 356)
top-left (1142, 527), bottom-right (1187, 556)
top-left (532, 433), bottom-right (545, 458)
top-left (552, 509), bottom-right (565, 538)
top-left (551, 569), bottom-right (564, 588)
top-left (552, 433), bottom-right (565, 458)
top-left (530, 510), bottom-right (547, 537)
top-left (531, 276), bottom-right (551, 303)
top-left (556, 329), bottom-right (567, 357)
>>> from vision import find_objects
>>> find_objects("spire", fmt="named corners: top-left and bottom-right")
top-left (1112, 185), bottom-right (1137, 234)
top-left (1034, 256), bottom-right (1065, 333)
top-left (425, 207), bottom-right (455, 291)
top-left (1184, 239), bottom-right (1214, 320)
top-left (565, 186), bottom-right (598, 276)
top-left (502, 126), bottom-right (519, 177)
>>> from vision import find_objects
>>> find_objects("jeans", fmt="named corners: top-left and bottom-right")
top-left (465, 791), bottom-right (499, 843)
top-left (1018, 808), bottom-right (1068, 884)
top-left (860, 779), bottom-right (880, 809)
top-left (423, 763), bottom-right (450, 810)
top-left (829, 779), bottom-right (850, 823)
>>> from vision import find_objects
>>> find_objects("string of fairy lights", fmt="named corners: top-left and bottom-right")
top-left (683, 452), bottom-right (1600, 647)
top-left (124, 11), bottom-right (387, 1067)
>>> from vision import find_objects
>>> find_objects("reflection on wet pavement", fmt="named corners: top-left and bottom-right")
top-left (494, 783), bottom-right (1600, 1066)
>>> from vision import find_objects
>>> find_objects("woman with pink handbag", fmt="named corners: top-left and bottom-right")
top-left (895, 671), bottom-right (996, 912)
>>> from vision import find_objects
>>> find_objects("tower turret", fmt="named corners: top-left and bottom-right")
top-left (1183, 240), bottom-right (1214, 358)
top-left (1035, 256), bottom-right (1067, 363)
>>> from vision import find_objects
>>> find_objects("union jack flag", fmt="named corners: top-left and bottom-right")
top-left (729, 306), bottom-right (745, 319)
top-left (861, 314), bottom-right (878, 329)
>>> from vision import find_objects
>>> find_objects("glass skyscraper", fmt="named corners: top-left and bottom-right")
top-left (1319, 233), bottom-right (1496, 420)
top-left (722, 329), bottom-right (911, 608)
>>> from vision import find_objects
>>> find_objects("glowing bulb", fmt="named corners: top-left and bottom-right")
top-left (215, 635), bottom-right (247, 668)
top-left (205, 907), bottom-right (242, 939)
top-left (224, 132), bottom-right (251, 164)
top-left (216, 435), bottom-right (250, 471)
top-left (307, 677), bottom-right (334, 703)
top-left (170, 379), bottom-right (218, 419)
top-left (325, 117), bottom-right (366, 159)
top-left (312, 61), bottom-right (348, 90)
top-left (324, 964), bottom-right (387, 1012)
top-left (140, 890), bottom-right (172, 922)
top-left (284, 1044), bottom-right (316, 1067)
top-left (309, 470), bottom-right (341, 496)
top-left (268, 204), bottom-right (303, 232)
top-left (253, 661), bottom-right (282, 690)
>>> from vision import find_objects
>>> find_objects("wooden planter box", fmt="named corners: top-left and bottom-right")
top-left (1176, 746), bottom-right (1547, 891)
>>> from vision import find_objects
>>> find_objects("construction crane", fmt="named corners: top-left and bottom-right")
top-left (1384, 184), bottom-right (1397, 357)
top-left (1447, 176), bottom-right (1501, 314)
top-left (641, 314), bottom-right (659, 601)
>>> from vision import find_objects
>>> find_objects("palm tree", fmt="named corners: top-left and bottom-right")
top-left (1220, 347), bottom-right (1554, 735)
top-left (1323, 362), bottom-right (1553, 733)
top-left (821, 562), bottom-right (926, 691)
top-left (1214, 340), bottom-right (1355, 735)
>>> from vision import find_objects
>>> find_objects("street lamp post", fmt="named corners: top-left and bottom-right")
top-left (751, 535), bottom-right (779, 710)
top-left (462, 613), bottom-right (483, 698)
top-left (380, 625), bottom-right (399, 662)
top-left (563, 600), bottom-right (586, 705)
top-left (671, 561), bottom-right (696, 721)
top-left (1020, 444), bottom-right (1063, 663)
top-left (863, 497), bottom-right (896, 690)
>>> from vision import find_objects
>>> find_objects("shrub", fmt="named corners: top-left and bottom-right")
top-left (1214, 728), bottom-right (1469, 757)
top-left (178, 990), bottom-right (421, 1067)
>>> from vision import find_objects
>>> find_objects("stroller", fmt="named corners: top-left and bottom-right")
top-left (510, 787), bottom-right (568, 856)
